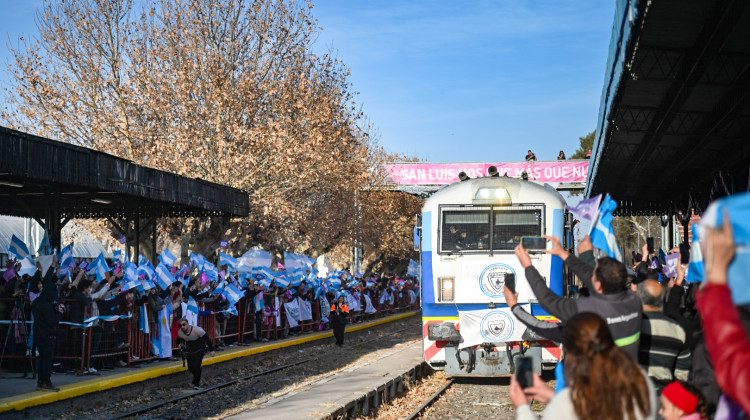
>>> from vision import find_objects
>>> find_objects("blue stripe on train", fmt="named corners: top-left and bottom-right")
top-left (550, 209), bottom-right (565, 297)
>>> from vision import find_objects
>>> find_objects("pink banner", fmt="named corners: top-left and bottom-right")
top-left (384, 161), bottom-right (589, 185)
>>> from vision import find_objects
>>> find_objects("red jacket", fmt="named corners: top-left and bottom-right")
top-left (696, 283), bottom-right (750, 413)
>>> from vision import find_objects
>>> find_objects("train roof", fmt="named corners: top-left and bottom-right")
top-left (423, 177), bottom-right (566, 209)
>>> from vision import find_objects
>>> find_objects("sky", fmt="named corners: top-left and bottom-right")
top-left (0, 0), bottom-right (615, 163)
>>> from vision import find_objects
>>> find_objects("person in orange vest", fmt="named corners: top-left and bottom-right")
top-left (330, 294), bottom-right (349, 347)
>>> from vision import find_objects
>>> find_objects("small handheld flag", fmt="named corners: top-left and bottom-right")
top-left (154, 262), bottom-right (177, 289)
top-left (566, 194), bottom-right (603, 222)
top-left (589, 194), bottom-right (623, 261)
top-left (187, 297), bottom-right (199, 315)
top-left (220, 252), bottom-right (238, 273)
top-left (8, 235), bottom-right (31, 260)
top-left (159, 249), bottom-right (178, 267)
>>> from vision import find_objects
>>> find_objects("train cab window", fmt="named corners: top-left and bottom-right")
top-left (441, 210), bottom-right (491, 251)
top-left (492, 209), bottom-right (542, 250)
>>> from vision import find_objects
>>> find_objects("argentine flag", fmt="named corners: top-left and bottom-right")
top-left (289, 274), bottom-right (304, 287)
top-left (259, 267), bottom-right (277, 281)
top-left (220, 252), bottom-right (238, 273)
top-left (273, 274), bottom-right (290, 288)
top-left (139, 305), bottom-right (150, 334)
top-left (686, 225), bottom-right (704, 283)
top-left (589, 194), bottom-right (623, 261)
top-left (253, 291), bottom-right (264, 311)
top-left (154, 262), bottom-right (177, 289)
top-left (211, 280), bottom-right (226, 295)
top-left (18, 256), bottom-right (38, 277)
top-left (700, 191), bottom-right (750, 304)
top-left (314, 283), bottom-right (327, 300)
top-left (58, 242), bottom-right (75, 277)
top-left (189, 252), bottom-right (207, 270)
top-left (203, 262), bottom-right (219, 281)
top-left (87, 253), bottom-right (109, 282)
top-left (327, 276), bottom-right (342, 290)
top-left (159, 249), bottom-right (178, 267)
top-left (36, 233), bottom-right (51, 255)
top-left (122, 262), bottom-right (139, 285)
top-left (187, 296), bottom-right (199, 316)
top-left (140, 277), bottom-right (156, 291)
top-left (223, 282), bottom-right (244, 306)
top-left (8, 235), bottom-right (31, 260)
top-left (137, 263), bottom-right (155, 281)
top-left (407, 259), bottom-right (420, 277)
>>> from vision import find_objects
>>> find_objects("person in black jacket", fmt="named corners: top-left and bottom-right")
top-left (329, 295), bottom-right (349, 347)
top-left (512, 235), bottom-right (643, 359)
top-left (32, 259), bottom-right (65, 392)
top-left (177, 317), bottom-right (214, 389)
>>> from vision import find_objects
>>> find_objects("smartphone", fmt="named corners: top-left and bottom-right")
top-left (521, 236), bottom-right (547, 251)
top-left (516, 356), bottom-right (534, 389)
top-left (505, 273), bottom-right (516, 294)
top-left (679, 243), bottom-right (690, 264)
top-left (646, 237), bottom-right (655, 254)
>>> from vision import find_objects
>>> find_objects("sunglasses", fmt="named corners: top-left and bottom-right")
top-left (180, 323), bottom-right (188, 327)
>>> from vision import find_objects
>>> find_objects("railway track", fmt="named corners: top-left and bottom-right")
top-left (404, 378), bottom-right (454, 420)
top-left (108, 326), bottom-right (415, 420)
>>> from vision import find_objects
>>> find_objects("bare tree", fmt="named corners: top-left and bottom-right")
top-left (3, 0), bottom-right (422, 265)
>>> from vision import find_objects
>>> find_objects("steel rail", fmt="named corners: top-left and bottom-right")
top-left (109, 326), bottom-right (413, 419)
top-left (404, 379), bottom-right (454, 420)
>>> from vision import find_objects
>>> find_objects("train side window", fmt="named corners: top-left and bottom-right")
top-left (492, 209), bottom-right (542, 250)
top-left (441, 210), bottom-right (491, 251)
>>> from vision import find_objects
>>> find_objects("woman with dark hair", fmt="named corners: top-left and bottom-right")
top-left (330, 295), bottom-right (349, 347)
top-left (511, 312), bottom-right (657, 419)
top-left (557, 150), bottom-right (566, 160)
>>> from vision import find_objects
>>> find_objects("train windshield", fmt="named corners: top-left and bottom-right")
top-left (440, 206), bottom-right (543, 253)
top-left (492, 208), bottom-right (542, 250)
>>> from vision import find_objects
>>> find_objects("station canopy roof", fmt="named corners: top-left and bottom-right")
top-left (0, 126), bottom-right (249, 220)
top-left (586, 0), bottom-right (750, 215)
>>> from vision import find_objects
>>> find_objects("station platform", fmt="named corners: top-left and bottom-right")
top-left (0, 311), bottom-right (416, 415)
top-left (226, 340), bottom-right (428, 420)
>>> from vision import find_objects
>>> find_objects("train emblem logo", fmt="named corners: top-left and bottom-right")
top-left (480, 310), bottom-right (514, 341)
top-left (479, 263), bottom-right (515, 297)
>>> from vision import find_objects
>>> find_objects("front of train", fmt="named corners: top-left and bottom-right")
top-left (420, 175), bottom-right (569, 376)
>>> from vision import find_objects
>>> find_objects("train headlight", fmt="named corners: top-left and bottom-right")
top-left (439, 277), bottom-right (455, 302)
top-left (473, 188), bottom-right (511, 205)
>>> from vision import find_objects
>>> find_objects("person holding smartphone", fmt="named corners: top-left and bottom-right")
top-left (510, 312), bottom-right (657, 419)
top-left (513, 235), bottom-right (643, 359)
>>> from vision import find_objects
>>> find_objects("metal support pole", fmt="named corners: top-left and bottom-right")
top-left (135, 215), bottom-right (141, 260)
top-left (152, 218), bottom-right (157, 263)
top-left (682, 214), bottom-right (690, 244)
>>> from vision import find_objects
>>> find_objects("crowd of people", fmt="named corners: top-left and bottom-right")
top-left (524, 149), bottom-right (591, 161)
top-left (0, 249), bottom-right (420, 392)
top-left (505, 213), bottom-right (749, 419)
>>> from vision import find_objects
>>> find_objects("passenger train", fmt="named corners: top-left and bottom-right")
top-left (418, 167), bottom-right (573, 376)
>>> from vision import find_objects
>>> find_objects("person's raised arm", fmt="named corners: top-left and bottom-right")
top-left (697, 212), bottom-right (750, 413)
top-left (516, 244), bottom-right (577, 321)
top-left (545, 235), bottom-right (595, 290)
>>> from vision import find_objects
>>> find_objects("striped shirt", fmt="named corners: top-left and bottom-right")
top-left (638, 311), bottom-right (691, 388)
